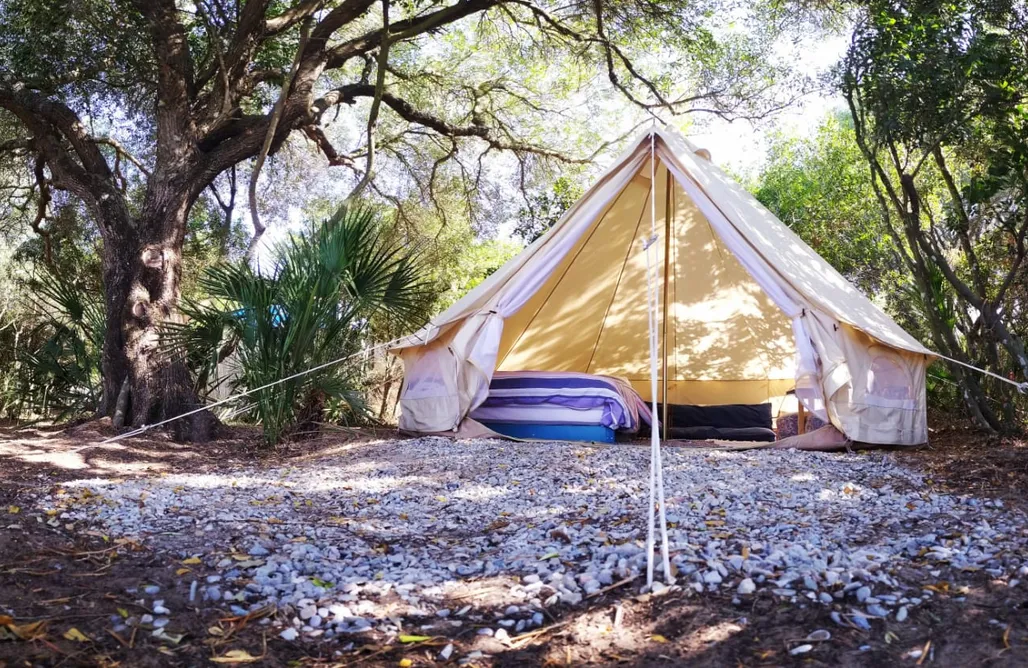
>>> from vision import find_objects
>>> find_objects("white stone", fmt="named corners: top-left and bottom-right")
top-left (737, 578), bottom-right (756, 595)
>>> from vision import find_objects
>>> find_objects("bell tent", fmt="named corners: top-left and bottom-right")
top-left (390, 126), bottom-right (932, 446)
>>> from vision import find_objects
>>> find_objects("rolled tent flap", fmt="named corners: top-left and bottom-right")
top-left (392, 126), bottom-right (932, 445)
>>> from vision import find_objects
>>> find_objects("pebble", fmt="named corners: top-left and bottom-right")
top-left (790, 644), bottom-right (813, 655)
top-left (440, 643), bottom-right (454, 660)
top-left (494, 628), bottom-right (510, 643)
top-left (42, 438), bottom-right (1028, 646)
top-left (867, 604), bottom-right (889, 618)
top-left (280, 628), bottom-right (298, 641)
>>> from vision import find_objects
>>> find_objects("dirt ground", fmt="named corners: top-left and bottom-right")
top-left (0, 420), bottom-right (1026, 667)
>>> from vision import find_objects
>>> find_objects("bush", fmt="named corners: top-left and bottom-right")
top-left (166, 204), bottom-right (428, 445)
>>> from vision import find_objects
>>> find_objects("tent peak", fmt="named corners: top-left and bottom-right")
top-left (632, 125), bottom-right (711, 164)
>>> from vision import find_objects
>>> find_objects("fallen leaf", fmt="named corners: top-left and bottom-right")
top-left (435, 496), bottom-right (447, 503)
top-left (0, 614), bottom-right (12, 625)
top-left (311, 578), bottom-right (333, 588)
top-left (117, 608), bottom-right (129, 618)
top-left (181, 557), bottom-right (202, 565)
top-left (651, 634), bottom-right (669, 643)
top-left (398, 634), bottom-right (432, 643)
top-left (7, 506), bottom-right (19, 514)
top-left (399, 660), bottom-right (413, 668)
top-left (63, 627), bottom-right (90, 642)
top-left (176, 568), bottom-right (191, 576)
top-left (9, 620), bottom-right (47, 640)
top-left (208, 626), bottom-right (225, 636)
top-left (211, 649), bottom-right (262, 663)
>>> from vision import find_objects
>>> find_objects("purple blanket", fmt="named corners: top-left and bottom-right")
top-left (469, 371), bottom-right (651, 432)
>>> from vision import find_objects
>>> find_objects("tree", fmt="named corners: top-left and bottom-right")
top-left (841, 0), bottom-right (1028, 431)
top-left (0, 0), bottom-right (810, 439)
top-left (752, 112), bottom-right (899, 295)
top-left (514, 175), bottom-right (583, 243)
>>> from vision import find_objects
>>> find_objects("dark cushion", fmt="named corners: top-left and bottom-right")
top-left (657, 403), bottom-right (773, 430)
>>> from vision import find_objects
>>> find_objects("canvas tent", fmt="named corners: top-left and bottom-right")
top-left (390, 126), bottom-right (933, 445)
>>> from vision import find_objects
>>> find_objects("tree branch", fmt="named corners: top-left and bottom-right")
top-left (932, 145), bottom-right (987, 296)
top-left (31, 154), bottom-right (53, 267)
top-left (325, 0), bottom-right (500, 68)
top-left (247, 18), bottom-right (313, 260)
top-left (96, 137), bottom-right (152, 178)
top-left (266, 0), bottom-right (327, 34)
top-left (345, 0), bottom-right (391, 202)
top-left (133, 0), bottom-right (198, 157)
top-left (312, 84), bottom-right (586, 163)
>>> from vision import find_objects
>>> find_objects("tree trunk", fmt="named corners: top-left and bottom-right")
top-left (101, 184), bottom-right (217, 442)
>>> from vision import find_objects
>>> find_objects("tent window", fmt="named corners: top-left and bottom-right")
top-left (867, 354), bottom-right (911, 401)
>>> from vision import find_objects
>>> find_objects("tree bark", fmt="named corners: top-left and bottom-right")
top-left (99, 181), bottom-right (217, 441)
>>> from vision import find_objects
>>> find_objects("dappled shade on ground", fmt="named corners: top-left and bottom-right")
top-left (0, 426), bottom-right (1026, 666)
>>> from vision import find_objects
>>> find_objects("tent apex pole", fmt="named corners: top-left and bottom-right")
top-left (661, 163), bottom-right (672, 442)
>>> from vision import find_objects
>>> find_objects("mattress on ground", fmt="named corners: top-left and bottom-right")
top-left (469, 403), bottom-right (608, 425)
top-left (469, 371), bottom-right (652, 433)
top-left (478, 422), bottom-right (615, 443)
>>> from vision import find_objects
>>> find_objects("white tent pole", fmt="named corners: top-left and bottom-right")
top-left (643, 130), bottom-right (672, 585)
top-left (644, 132), bottom-right (658, 588)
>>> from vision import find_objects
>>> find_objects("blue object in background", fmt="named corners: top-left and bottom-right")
top-left (232, 305), bottom-right (287, 327)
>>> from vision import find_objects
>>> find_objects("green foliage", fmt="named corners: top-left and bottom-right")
top-left (752, 112), bottom-right (900, 294)
top-left (166, 204), bottom-right (429, 445)
top-left (514, 177), bottom-right (584, 244)
top-left (840, 0), bottom-right (1028, 427)
top-left (14, 268), bottom-right (105, 421)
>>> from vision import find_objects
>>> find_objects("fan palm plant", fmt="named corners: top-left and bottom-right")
top-left (166, 204), bottom-right (429, 445)
top-left (16, 269), bottom-right (105, 421)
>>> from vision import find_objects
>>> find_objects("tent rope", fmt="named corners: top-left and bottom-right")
top-left (99, 340), bottom-right (397, 444)
top-left (929, 351), bottom-right (1028, 394)
top-left (643, 132), bottom-right (673, 586)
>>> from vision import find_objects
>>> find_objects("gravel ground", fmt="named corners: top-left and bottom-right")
top-left (38, 438), bottom-right (1028, 656)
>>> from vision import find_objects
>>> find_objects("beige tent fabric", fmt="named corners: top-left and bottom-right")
top-left (391, 127), bottom-right (931, 444)
top-left (496, 163), bottom-right (797, 409)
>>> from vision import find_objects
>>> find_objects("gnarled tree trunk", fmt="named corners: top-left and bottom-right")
top-left (100, 183), bottom-right (216, 442)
